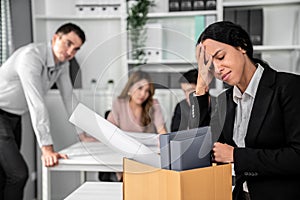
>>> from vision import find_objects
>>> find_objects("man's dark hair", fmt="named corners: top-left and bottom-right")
top-left (179, 69), bottom-right (198, 84)
top-left (55, 23), bottom-right (86, 44)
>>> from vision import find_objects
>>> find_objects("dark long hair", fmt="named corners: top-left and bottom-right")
top-left (197, 21), bottom-right (269, 68)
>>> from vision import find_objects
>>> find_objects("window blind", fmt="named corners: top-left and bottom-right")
top-left (0, 0), bottom-right (13, 65)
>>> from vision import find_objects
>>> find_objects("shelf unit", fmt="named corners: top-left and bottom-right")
top-left (31, 0), bottom-right (300, 89)
top-left (223, 0), bottom-right (300, 74)
top-left (126, 0), bottom-right (224, 90)
top-left (127, 0), bottom-right (223, 62)
top-left (31, 0), bottom-right (224, 90)
top-left (34, 15), bottom-right (122, 20)
top-left (30, 0), bottom-right (300, 121)
top-left (127, 59), bottom-right (197, 65)
top-left (254, 45), bottom-right (300, 51)
top-left (31, 0), bottom-right (128, 91)
top-left (223, 0), bottom-right (300, 7)
top-left (147, 10), bottom-right (219, 18)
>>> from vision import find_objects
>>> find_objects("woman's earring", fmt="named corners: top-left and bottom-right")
top-left (128, 92), bottom-right (131, 96)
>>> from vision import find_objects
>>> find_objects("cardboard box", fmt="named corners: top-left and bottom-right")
top-left (123, 158), bottom-right (232, 200)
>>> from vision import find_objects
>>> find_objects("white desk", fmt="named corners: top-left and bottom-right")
top-left (64, 182), bottom-right (122, 200)
top-left (42, 142), bottom-right (124, 200)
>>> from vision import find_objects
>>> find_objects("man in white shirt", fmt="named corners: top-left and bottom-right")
top-left (0, 23), bottom-right (85, 200)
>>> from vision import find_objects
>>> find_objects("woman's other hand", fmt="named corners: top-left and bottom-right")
top-left (213, 142), bottom-right (234, 163)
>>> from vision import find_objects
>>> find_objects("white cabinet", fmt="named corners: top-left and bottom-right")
top-left (223, 0), bottom-right (300, 74)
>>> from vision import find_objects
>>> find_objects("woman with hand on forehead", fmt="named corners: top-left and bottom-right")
top-left (190, 21), bottom-right (300, 200)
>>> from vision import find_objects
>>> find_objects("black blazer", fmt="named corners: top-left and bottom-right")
top-left (190, 65), bottom-right (300, 200)
top-left (170, 100), bottom-right (190, 132)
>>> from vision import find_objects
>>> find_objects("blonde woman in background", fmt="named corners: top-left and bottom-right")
top-left (99, 70), bottom-right (167, 182)
top-left (107, 70), bottom-right (167, 134)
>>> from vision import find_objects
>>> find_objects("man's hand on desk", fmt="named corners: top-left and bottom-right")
top-left (41, 145), bottom-right (68, 167)
top-left (79, 132), bottom-right (98, 142)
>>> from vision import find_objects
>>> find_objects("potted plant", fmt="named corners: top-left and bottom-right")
top-left (127, 0), bottom-right (155, 65)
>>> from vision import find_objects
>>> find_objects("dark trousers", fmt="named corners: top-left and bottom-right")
top-left (0, 109), bottom-right (28, 200)
top-left (242, 192), bottom-right (251, 200)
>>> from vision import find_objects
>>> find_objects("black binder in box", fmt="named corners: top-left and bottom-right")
top-left (159, 126), bottom-right (211, 170)
top-left (170, 130), bottom-right (212, 171)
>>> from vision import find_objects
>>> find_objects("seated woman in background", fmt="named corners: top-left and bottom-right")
top-left (107, 70), bottom-right (167, 134)
top-left (100, 70), bottom-right (167, 182)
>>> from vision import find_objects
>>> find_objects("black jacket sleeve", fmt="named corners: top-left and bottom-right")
top-left (170, 103), bottom-right (181, 132)
top-left (188, 92), bottom-right (211, 129)
top-left (171, 100), bottom-right (190, 132)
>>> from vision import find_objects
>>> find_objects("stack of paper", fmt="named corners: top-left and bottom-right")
top-left (69, 103), bottom-right (161, 168)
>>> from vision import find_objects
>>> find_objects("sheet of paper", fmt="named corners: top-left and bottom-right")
top-left (69, 103), bottom-right (161, 168)
top-left (123, 131), bottom-right (159, 147)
